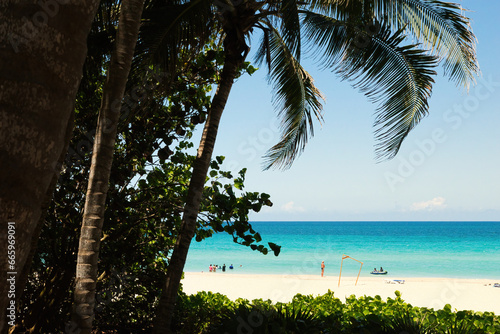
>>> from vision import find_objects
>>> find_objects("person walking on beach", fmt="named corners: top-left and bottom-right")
top-left (321, 261), bottom-right (325, 277)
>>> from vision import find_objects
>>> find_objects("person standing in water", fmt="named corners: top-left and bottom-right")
top-left (321, 261), bottom-right (325, 277)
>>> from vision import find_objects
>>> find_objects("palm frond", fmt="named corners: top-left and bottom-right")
top-left (255, 28), bottom-right (271, 71)
top-left (302, 13), bottom-right (438, 160)
top-left (301, 11), bottom-right (350, 69)
top-left (306, 0), bottom-right (361, 21)
top-left (137, 0), bottom-right (217, 73)
top-left (258, 26), bottom-right (324, 170)
top-left (345, 23), bottom-right (438, 160)
top-left (279, 0), bottom-right (302, 61)
top-left (371, 0), bottom-right (479, 89)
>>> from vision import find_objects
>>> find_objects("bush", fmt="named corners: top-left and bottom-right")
top-left (172, 290), bottom-right (236, 333)
top-left (210, 302), bottom-right (321, 334)
top-left (173, 290), bottom-right (500, 334)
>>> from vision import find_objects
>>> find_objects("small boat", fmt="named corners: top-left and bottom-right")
top-left (370, 271), bottom-right (388, 275)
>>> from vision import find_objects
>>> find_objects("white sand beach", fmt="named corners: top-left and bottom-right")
top-left (182, 272), bottom-right (500, 314)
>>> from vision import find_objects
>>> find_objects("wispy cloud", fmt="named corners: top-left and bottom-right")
top-left (410, 197), bottom-right (447, 211)
top-left (281, 201), bottom-right (305, 212)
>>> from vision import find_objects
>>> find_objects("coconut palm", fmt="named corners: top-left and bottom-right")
top-left (70, 0), bottom-right (146, 332)
top-left (143, 1), bottom-right (479, 332)
top-left (0, 2), bottom-right (100, 333)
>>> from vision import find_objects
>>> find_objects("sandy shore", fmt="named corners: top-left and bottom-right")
top-left (182, 272), bottom-right (500, 314)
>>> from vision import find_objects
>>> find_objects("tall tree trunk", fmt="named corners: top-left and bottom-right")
top-left (10, 112), bottom-right (76, 334)
top-left (0, 2), bottom-right (99, 333)
top-left (71, 0), bottom-right (145, 332)
top-left (153, 44), bottom-right (246, 334)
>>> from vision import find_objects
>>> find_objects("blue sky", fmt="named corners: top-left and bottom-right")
top-left (194, 0), bottom-right (500, 221)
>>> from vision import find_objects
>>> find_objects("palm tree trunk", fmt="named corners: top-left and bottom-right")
top-left (71, 0), bottom-right (145, 332)
top-left (16, 107), bottom-right (75, 306)
top-left (153, 44), bottom-right (246, 334)
top-left (0, 2), bottom-right (99, 333)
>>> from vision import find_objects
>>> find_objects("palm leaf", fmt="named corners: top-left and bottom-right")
top-left (371, 0), bottom-right (479, 89)
top-left (301, 11), bottom-right (350, 69)
top-left (302, 13), bottom-right (438, 160)
top-left (255, 27), bottom-right (271, 71)
top-left (137, 0), bottom-right (216, 73)
top-left (306, 0), bottom-right (362, 21)
top-left (258, 26), bottom-right (324, 170)
top-left (349, 24), bottom-right (439, 160)
top-left (279, 0), bottom-right (302, 61)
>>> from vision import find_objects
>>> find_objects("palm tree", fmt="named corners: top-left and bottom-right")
top-left (70, 0), bottom-right (146, 332)
top-left (143, 1), bottom-right (478, 332)
top-left (0, 2), bottom-right (100, 333)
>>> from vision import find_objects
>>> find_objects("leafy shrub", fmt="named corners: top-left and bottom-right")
top-left (209, 300), bottom-right (321, 333)
top-left (172, 291), bottom-right (236, 333)
top-left (292, 290), bottom-right (345, 331)
top-left (174, 290), bottom-right (500, 334)
top-left (384, 307), bottom-right (436, 334)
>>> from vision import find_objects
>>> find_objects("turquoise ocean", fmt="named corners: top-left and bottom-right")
top-left (184, 221), bottom-right (500, 279)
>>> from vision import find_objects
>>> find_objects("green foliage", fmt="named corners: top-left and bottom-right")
top-left (16, 6), bottom-right (272, 331)
top-left (243, 61), bottom-right (258, 76)
top-left (172, 291), bottom-right (236, 334)
top-left (197, 165), bottom-right (277, 256)
top-left (173, 294), bottom-right (325, 334)
top-left (17, 1), bottom-right (481, 333)
top-left (385, 308), bottom-right (436, 334)
top-left (144, 0), bottom-right (479, 170)
top-left (170, 290), bottom-right (500, 334)
top-left (210, 301), bottom-right (321, 334)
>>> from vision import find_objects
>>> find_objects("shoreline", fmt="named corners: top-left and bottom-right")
top-left (181, 272), bottom-right (500, 314)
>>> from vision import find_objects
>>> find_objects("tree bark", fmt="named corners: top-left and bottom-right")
top-left (71, 0), bottom-right (146, 333)
top-left (0, 1), bottom-right (99, 333)
top-left (152, 44), bottom-right (246, 334)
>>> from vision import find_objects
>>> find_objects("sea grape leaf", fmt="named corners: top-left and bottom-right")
top-left (268, 242), bottom-right (281, 256)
